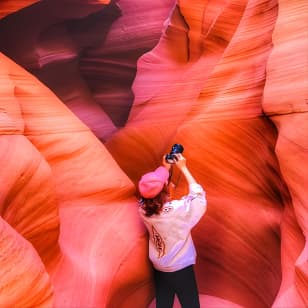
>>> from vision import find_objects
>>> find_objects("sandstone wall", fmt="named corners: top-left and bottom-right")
top-left (0, 1), bottom-right (307, 307)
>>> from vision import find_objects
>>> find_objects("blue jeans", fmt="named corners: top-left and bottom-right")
top-left (153, 265), bottom-right (200, 308)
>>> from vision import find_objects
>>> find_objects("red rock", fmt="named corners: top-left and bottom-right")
top-left (0, 217), bottom-right (53, 307)
top-left (0, 0), bottom-right (39, 19)
top-left (0, 0), bottom-right (307, 307)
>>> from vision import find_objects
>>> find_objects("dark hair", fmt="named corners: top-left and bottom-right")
top-left (139, 184), bottom-right (169, 217)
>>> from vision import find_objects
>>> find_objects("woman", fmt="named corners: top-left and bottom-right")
top-left (138, 153), bottom-right (207, 308)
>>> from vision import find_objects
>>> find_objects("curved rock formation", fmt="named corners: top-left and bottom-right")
top-left (0, 218), bottom-right (53, 307)
top-left (0, 0), bottom-right (307, 307)
top-left (263, 0), bottom-right (308, 306)
top-left (0, 51), bottom-right (154, 307)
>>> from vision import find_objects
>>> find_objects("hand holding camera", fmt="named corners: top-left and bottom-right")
top-left (173, 154), bottom-right (186, 170)
top-left (163, 143), bottom-right (197, 186)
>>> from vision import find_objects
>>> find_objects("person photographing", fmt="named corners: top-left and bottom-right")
top-left (138, 145), bottom-right (207, 308)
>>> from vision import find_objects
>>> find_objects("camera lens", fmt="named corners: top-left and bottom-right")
top-left (165, 144), bottom-right (184, 164)
top-left (171, 144), bottom-right (184, 154)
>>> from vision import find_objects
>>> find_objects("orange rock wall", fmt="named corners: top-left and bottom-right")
top-left (0, 0), bottom-right (307, 308)
top-left (263, 0), bottom-right (308, 306)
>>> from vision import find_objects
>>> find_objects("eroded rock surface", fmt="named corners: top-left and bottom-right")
top-left (0, 0), bottom-right (307, 307)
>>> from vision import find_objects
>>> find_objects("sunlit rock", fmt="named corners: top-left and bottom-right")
top-left (0, 0), bottom-right (307, 307)
top-left (0, 218), bottom-right (53, 307)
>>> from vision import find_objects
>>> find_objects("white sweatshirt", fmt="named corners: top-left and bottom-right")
top-left (139, 183), bottom-right (207, 272)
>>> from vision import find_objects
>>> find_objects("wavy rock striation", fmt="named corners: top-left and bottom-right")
top-left (263, 0), bottom-right (308, 306)
top-left (0, 0), bottom-right (307, 307)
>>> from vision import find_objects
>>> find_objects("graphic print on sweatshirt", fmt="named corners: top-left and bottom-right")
top-left (152, 225), bottom-right (165, 258)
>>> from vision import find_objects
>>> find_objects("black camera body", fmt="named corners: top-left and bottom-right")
top-left (165, 144), bottom-right (184, 164)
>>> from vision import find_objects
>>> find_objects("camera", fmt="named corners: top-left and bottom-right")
top-left (165, 144), bottom-right (184, 164)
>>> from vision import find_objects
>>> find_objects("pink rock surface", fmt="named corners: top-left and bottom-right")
top-left (0, 0), bottom-right (307, 308)
top-left (263, 0), bottom-right (308, 306)
top-left (0, 52), bottom-right (153, 307)
top-left (0, 218), bottom-right (53, 307)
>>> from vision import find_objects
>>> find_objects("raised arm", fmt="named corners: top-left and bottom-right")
top-left (174, 154), bottom-right (207, 226)
top-left (174, 154), bottom-right (197, 185)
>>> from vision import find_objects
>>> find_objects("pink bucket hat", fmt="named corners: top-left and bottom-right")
top-left (138, 166), bottom-right (170, 198)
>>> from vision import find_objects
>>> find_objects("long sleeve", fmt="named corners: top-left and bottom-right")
top-left (179, 183), bottom-right (207, 227)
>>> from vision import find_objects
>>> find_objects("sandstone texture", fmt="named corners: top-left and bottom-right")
top-left (0, 0), bottom-right (307, 307)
